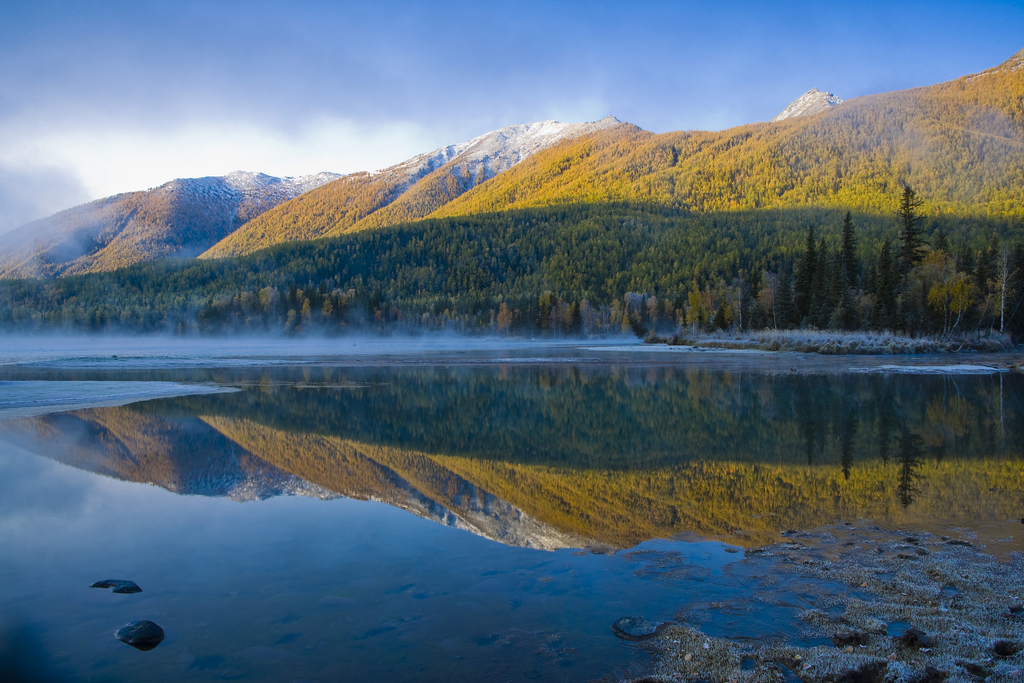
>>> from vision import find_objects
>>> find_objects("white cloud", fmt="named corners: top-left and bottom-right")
top-left (0, 163), bottom-right (91, 234)
top-left (0, 116), bottom-right (447, 205)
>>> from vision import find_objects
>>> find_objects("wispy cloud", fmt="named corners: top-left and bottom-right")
top-left (0, 163), bottom-right (90, 235)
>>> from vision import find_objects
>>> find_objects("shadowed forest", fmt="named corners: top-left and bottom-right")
top-left (2, 198), bottom-right (1023, 343)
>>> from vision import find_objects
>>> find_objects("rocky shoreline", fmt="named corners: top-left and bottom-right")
top-left (627, 524), bottom-right (1023, 683)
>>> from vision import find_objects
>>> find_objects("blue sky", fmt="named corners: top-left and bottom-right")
top-left (0, 0), bottom-right (1022, 231)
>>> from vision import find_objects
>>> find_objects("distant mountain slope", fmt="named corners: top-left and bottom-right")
top-left (427, 48), bottom-right (1024, 221)
top-left (0, 171), bottom-right (341, 279)
top-left (200, 117), bottom-right (623, 258)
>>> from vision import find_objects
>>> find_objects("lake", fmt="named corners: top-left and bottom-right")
top-left (0, 340), bottom-right (1021, 682)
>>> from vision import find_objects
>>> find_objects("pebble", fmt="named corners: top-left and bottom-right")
top-left (91, 579), bottom-right (142, 594)
top-left (114, 620), bottom-right (165, 651)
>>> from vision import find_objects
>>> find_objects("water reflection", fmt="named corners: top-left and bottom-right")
top-left (2, 366), bottom-right (1020, 549)
top-left (896, 432), bottom-right (926, 509)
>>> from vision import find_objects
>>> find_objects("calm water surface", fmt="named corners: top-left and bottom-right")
top-left (1, 350), bottom-right (1021, 682)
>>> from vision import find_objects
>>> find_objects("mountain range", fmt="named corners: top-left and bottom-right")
top-left (0, 171), bottom-right (341, 279)
top-left (0, 118), bottom-right (620, 278)
top-left (2, 47), bottom-right (1023, 281)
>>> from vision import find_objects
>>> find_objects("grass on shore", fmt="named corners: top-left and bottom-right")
top-left (647, 329), bottom-right (1015, 355)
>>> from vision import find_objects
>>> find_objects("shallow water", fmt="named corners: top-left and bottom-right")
top-left (0, 345), bottom-right (1021, 681)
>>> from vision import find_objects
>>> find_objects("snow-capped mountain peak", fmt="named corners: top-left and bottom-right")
top-left (771, 88), bottom-right (843, 122)
top-left (377, 115), bottom-right (622, 184)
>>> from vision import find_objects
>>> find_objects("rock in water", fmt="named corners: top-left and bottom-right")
top-left (114, 621), bottom-right (165, 651)
top-left (832, 631), bottom-right (869, 647)
top-left (991, 639), bottom-right (1022, 657)
top-left (91, 579), bottom-right (142, 594)
top-left (611, 616), bottom-right (660, 641)
top-left (898, 627), bottom-right (935, 649)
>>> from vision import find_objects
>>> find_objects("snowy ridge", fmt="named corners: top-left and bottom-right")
top-left (0, 169), bottom-right (344, 278)
top-left (771, 88), bottom-right (843, 122)
top-left (160, 170), bottom-right (343, 212)
top-left (376, 116), bottom-right (622, 186)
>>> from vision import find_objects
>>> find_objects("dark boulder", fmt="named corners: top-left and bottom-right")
top-left (834, 661), bottom-right (887, 683)
top-left (955, 660), bottom-right (993, 681)
top-left (91, 580), bottom-right (142, 595)
top-left (913, 666), bottom-right (948, 683)
top-left (991, 639), bottom-right (1021, 657)
top-left (114, 621), bottom-right (165, 651)
top-left (898, 627), bottom-right (935, 649)
top-left (611, 617), bottom-right (660, 641)
top-left (832, 631), bottom-right (870, 647)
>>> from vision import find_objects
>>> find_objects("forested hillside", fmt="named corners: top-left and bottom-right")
top-left (197, 47), bottom-right (1024, 264)
top-left (201, 118), bottom-right (622, 258)
top-left (3, 51), bottom-right (1024, 342)
top-left (431, 50), bottom-right (1024, 220)
top-left (2, 201), bottom-right (1022, 341)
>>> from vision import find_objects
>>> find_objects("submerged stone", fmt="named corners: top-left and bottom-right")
top-left (834, 661), bottom-right (887, 683)
top-left (114, 620), bottom-right (165, 651)
top-left (956, 660), bottom-right (993, 680)
top-left (916, 665), bottom-right (949, 683)
top-left (990, 639), bottom-right (1021, 657)
top-left (832, 631), bottom-right (869, 647)
top-left (898, 627), bottom-right (935, 649)
top-left (91, 579), bottom-right (142, 594)
top-left (611, 616), bottom-right (660, 641)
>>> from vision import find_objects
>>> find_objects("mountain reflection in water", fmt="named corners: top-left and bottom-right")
top-left (3, 365), bottom-right (1021, 549)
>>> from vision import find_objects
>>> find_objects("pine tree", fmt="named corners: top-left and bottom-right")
top-left (876, 239), bottom-right (898, 329)
top-left (795, 225), bottom-right (817, 320)
top-left (840, 211), bottom-right (858, 289)
top-left (809, 241), bottom-right (831, 328)
top-left (776, 272), bottom-right (798, 329)
top-left (897, 186), bottom-right (926, 284)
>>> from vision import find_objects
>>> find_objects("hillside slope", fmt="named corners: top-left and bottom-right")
top-left (427, 48), bottom-right (1024, 221)
top-left (0, 171), bottom-right (341, 279)
top-left (200, 117), bottom-right (623, 258)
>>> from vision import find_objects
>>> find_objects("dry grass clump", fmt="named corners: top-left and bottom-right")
top-left (630, 526), bottom-right (1024, 683)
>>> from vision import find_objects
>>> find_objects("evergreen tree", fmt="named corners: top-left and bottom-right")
top-left (876, 239), bottom-right (898, 329)
top-left (897, 186), bottom-right (926, 284)
top-left (776, 271), bottom-right (798, 329)
top-left (840, 211), bottom-right (858, 289)
top-left (1009, 243), bottom-right (1024, 344)
top-left (934, 228), bottom-right (950, 254)
top-left (795, 225), bottom-right (817, 320)
top-left (808, 241), bottom-right (831, 328)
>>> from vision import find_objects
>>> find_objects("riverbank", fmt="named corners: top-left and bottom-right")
top-left (647, 330), bottom-right (1017, 355)
top-left (630, 524), bottom-right (1024, 683)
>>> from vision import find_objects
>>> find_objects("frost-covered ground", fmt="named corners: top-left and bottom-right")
top-left (0, 381), bottom-right (233, 419)
top-left (634, 524), bottom-right (1024, 683)
top-left (858, 364), bottom-right (1005, 375)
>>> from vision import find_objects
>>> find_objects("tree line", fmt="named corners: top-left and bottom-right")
top-left (0, 197), bottom-right (1021, 342)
